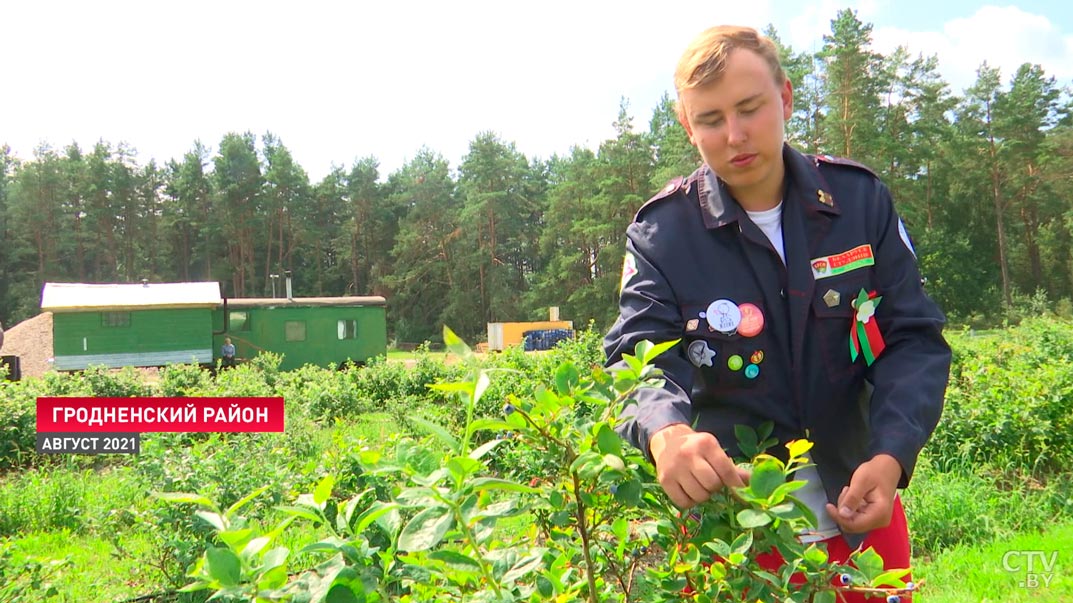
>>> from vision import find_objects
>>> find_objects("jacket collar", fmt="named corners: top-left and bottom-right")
top-left (697, 144), bottom-right (840, 229)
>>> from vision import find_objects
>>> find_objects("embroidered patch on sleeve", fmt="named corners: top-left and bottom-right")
top-left (811, 244), bottom-right (875, 280)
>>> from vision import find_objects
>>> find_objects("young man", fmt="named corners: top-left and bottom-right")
top-left (605, 25), bottom-right (950, 598)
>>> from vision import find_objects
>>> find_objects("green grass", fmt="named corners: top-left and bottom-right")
top-left (385, 350), bottom-right (448, 361)
top-left (915, 521), bottom-right (1073, 602)
top-left (7, 530), bottom-right (188, 602)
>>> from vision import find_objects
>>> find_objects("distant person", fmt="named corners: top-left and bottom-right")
top-left (221, 337), bottom-right (236, 369)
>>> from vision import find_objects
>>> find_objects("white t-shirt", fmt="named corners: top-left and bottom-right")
top-left (744, 202), bottom-right (841, 542)
top-left (744, 203), bottom-right (786, 264)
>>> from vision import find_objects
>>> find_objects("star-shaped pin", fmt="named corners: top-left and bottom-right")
top-left (687, 340), bottom-right (717, 367)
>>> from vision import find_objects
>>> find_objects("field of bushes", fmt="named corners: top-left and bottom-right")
top-left (1, 321), bottom-right (1072, 601)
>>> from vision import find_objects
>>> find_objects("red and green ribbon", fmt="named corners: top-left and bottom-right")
top-left (850, 288), bottom-right (885, 366)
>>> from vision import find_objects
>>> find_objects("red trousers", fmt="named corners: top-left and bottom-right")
top-left (754, 495), bottom-right (912, 602)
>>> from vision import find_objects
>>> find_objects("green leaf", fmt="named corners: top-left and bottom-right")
top-left (768, 502), bottom-right (801, 520)
top-left (736, 508), bottom-right (772, 528)
top-left (704, 539), bottom-right (731, 558)
top-left (447, 456), bottom-right (481, 481)
top-left (770, 480), bottom-right (806, 501)
top-left (467, 477), bottom-right (539, 494)
top-left (621, 353), bottom-right (644, 376)
top-left (428, 381), bottom-right (473, 394)
top-left (731, 531), bottom-right (753, 555)
top-left (471, 499), bottom-right (518, 521)
top-left (442, 326), bottom-right (472, 358)
top-left (409, 416), bottom-right (460, 451)
top-left (277, 505), bottom-right (324, 523)
top-left (641, 339), bottom-right (679, 364)
top-left (537, 576), bottom-right (555, 597)
top-left (735, 424), bottom-right (759, 457)
top-left (195, 510), bottom-right (227, 532)
top-left (257, 565), bottom-right (288, 590)
top-left (854, 546), bottom-right (885, 581)
top-left (262, 547), bottom-right (289, 571)
top-left (872, 568), bottom-right (911, 588)
top-left (504, 409), bottom-right (527, 429)
top-left (595, 424), bottom-right (623, 455)
top-left (613, 479), bottom-right (642, 506)
top-left (240, 536), bottom-right (270, 558)
top-left (205, 546), bottom-right (241, 587)
top-left (154, 491), bottom-right (215, 508)
top-left (398, 506), bottom-right (454, 552)
top-left (225, 485), bottom-right (270, 518)
top-left (757, 420), bottom-right (774, 442)
top-left (749, 459), bottom-right (785, 499)
top-left (472, 371), bottom-right (490, 406)
top-left (217, 528), bottom-right (254, 550)
top-left (469, 438), bottom-right (503, 461)
top-left (314, 475), bottom-right (336, 507)
top-left (503, 551), bottom-right (545, 583)
top-left (352, 501), bottom-right (400, 536)
top-left (325, 583), bottom-right (362, 603)
top-left (554, 362), bottom-right (580, 395)
top-left (428, 550), bottom-right (483, 571)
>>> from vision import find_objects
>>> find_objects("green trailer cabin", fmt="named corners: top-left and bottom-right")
top-left (213, 296), bottom-right (387, 371)
top-left (42, 282), bottom-right (221, 370)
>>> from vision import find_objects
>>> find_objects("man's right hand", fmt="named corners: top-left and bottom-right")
top-left (649, 423), bottom-right (750, 509)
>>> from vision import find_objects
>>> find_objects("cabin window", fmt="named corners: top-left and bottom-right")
top-left (102, 311), bottom-right (130, 327)
top-left (229, 311), bottom-right (250, 331)
top-left (285, 320), bottom-right (306, 342)
top-left (338, 319), bottom-right (358, 340)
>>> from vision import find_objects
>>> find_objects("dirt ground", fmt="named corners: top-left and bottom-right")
top-left (0, 312), bottom-right (55, 378)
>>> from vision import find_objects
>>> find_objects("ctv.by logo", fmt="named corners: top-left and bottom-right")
top-left (1002, 550), bottom-right (1059, 588)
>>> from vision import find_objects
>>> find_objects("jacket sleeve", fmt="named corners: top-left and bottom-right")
top-left (866, 181), bottom-right (951, 487)
top-left (604, 221), bottom-right (696, 459)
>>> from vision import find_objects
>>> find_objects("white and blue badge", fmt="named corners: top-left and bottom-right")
top-left (898, 219), bottom-right (916, 258)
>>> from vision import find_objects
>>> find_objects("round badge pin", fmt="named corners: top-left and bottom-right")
top-left (744, 364), bottom-right (760, 379)
top-left (727, 354), bottom-right (744, 371)
top-left (705, 298), bottom-right (742, 334)
top-left (737, 303), bottom-right (765, 337)
top-left (750, 350), bottom-right (764, 365)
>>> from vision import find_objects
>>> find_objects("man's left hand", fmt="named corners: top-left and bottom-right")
top-left (825, 453), bottom-right (903, 534)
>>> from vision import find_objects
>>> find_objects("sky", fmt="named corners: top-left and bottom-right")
top-left (3, 0), bottom-right (1072, 182)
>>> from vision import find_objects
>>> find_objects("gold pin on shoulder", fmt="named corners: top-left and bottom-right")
top-left (817, 190), bottom-right (833, 206)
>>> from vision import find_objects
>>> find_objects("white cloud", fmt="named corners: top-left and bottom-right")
top-left (872, 5), bottom-right (1073, 94)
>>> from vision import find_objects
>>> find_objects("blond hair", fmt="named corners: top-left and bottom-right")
top-left (674, 26), bottom-right (786, 117)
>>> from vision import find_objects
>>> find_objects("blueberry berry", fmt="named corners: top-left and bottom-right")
top-left (886, 596), bottom-right (901, 603)
top-left (503, 403), bottom-right (516, 415)
top-left (610, 484), bottom-right (619, 495)
top-left (839, 573), bottom-right (852, 585)
top-left (905, 582), bottom-right (915, 591)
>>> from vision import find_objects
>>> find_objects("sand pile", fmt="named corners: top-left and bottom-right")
top-left (0, 312), bottom-right (55, 378)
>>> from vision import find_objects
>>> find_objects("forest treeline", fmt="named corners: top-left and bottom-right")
top-left (1, 10), bottom-right (1071, 343)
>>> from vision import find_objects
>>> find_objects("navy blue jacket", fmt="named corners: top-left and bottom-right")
top-left (605, 145), bottom-right (950, 543)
